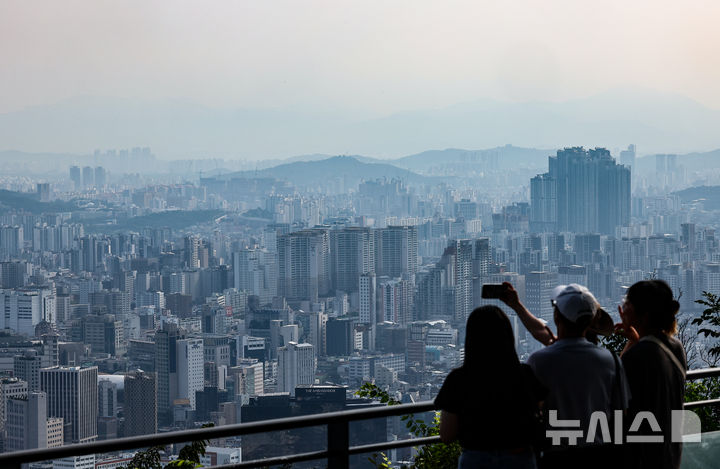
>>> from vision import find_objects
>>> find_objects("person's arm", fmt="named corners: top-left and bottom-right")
top-left (499, 282), bottom-right (556, 346)
top-left (614, 305), bottom-right (639, 357)
top-left (439, 410), bottom-right (459, 443)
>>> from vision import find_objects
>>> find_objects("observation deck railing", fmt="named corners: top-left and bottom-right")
top-left (0, 367), bottom-right (718, 469)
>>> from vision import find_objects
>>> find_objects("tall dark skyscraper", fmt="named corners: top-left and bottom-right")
top-left (124, 371), bottom-right (158, 437)
top-left (530, 147), bottom-right (631, 235)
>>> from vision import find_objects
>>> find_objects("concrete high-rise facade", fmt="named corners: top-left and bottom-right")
top-left (330, 227), bottom-right (375, 295)
top-left (40, 366), bottom-right (98, 444)
top-left (154, 323), bottom-right (184, 424)
top-left (530, 147), bottom-right (630, 235)
top-left (176, 338), bottom-right (204, 410)
top-left (124, 371), bottom-right (157, 437)
top-left (277, 229), bottom-right (330, 302)
top-left (359, 273), bottom-right (377, 350)
top-left (525, 271), bottom-right (559, 324)
top-left (14, 351), bottom-right (42, 391)
top-left (376, 226), bottom-right (417, 280)
top-left (277, 342), bottom-right (315, 397)
top-left (5, 391), bottom-right (47, 451)
top-left (0, 377), bottom-right (28, 439)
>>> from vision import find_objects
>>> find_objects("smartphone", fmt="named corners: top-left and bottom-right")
top-left (481, 283), bottom-right (505, 299)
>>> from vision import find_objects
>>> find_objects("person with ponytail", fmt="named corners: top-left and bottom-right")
top-left (615, 279), bottom-right (687, 469)
top-left (435, 305), bottom-right (546, 469)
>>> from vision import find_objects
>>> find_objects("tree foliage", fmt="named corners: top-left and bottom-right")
top-left (356, 382), bottom-right (461, 469)
top-left (693, 291), bottom-right (720, 360)
top-left (122, 424), bottom-right (213, 469)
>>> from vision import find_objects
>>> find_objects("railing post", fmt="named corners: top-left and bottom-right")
top-left (328, 419), bottom-right (350, 469)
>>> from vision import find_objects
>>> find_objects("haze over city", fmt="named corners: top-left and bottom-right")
top-left (1, 2), bottom-right (720, 469)
top-left (3, 1), bottom-right (720, 157)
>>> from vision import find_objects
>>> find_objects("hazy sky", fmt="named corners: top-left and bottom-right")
top-left (2, 0), bottom-right (720, 116)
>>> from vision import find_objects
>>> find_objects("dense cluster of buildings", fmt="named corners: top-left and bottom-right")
top-left (0, 145), bottom-right (716, 466)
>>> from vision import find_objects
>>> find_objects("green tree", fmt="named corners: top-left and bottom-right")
top-left (356, 382), bottom-right (461, 469)
top-left (122, 424), bottom-right (213, 469)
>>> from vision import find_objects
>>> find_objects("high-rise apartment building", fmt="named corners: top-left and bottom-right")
top-left (81, 166), bottom-right (94, 189)
top-left (277, 229), bottom-right (330, 302)
top-left (330, 227), bottom-right (375, 294)
top-left (530, 147), bottom-right (630, 235)
top-left (277, 342), bottom-right (315, 396)
top-left (41, 366), bottom-right (98, 444)
top-left (376, 226), bottom-right (417, 280)
top-left (14, 351), bottom-right (42, 391)
top-left (124, 371), bottom-right (157, 437)
top-left (358, 272), bottom-right (377, 349)
top-left (69, 166), bottom-right (82, 191)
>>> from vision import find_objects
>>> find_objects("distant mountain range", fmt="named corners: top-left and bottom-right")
top-left (2, 88), bottom-right (720, 158)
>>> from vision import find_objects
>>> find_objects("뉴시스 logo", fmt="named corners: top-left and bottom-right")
top-left (546, 410), bottom-right (702, 445)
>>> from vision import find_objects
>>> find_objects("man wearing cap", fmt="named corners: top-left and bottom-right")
top-left (522, 284), bottom-right (630, 469)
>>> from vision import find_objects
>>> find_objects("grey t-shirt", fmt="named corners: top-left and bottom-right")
top-left (527, 337), bottom-right (631, 445)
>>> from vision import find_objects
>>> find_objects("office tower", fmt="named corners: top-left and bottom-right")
top-left (41, 366), bottom-right (98, 444)
top-left (277, 229), bottom-right (330, 302)
top-left (620, 144), bottom-right (636, 170)
top-left (558, 265), bottom-right (588, 287)
top-left (277, 342), bottom-right (315, 396)
top-left (76, 314), bottom-right (124, 356)
top-left (308, 311), bottom-right (327, 357)
top-left (97, 379), bottom-right (117, 418)
top-left (229, 359), bottom-right (264, 397)
top-left (154, 323), bottom-right (184, 424)
top-left (525, 271), bottom-right (558, 324)
top-left (0, 377), bottom-right (28, 439)
top-left (574, 233), bottom-right (602, 264)
top-left (14, 351), bottom-right (42, 391)
top-left (93, 167), bottom-right (106, 188)
top-left (0, 261), bottom-right (27, 288)
top-left (330, 227), bottom-right (375, 294)
top-left (6, 391), bottom-right (48, 451)
top-left (69, 166), bottom-right (82, 190)
top-left (376, 226), bottom-right (418, 280)
top-left (530, 147), bottom-right (630, 235)
top-left (124, 371), bottom-right (158, 437)
top-left (176, 338), bottom-right (204, 410)
top-left (81, 166), bottom-right (94, 189)
top-left (326, 319), bottom-right (354, 356)
top-left (0, 289), bottom-right (46, 335)
top-left (0, 226), bottom-right (23, 258)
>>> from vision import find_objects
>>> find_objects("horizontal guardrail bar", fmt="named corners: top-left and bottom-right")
top-left (684, 398), bottom-right (720, 410)
top-left (0, 401), bottom-right (437, 466)
top-left (2, 366), bottom-right (720, 467)
top-left (212, 436), bottom-right (444, 469)
top-left (687, 368), bottom-right (720, 380)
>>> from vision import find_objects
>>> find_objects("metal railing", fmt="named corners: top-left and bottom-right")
top-left (0, 367), bottom-right (719, 469)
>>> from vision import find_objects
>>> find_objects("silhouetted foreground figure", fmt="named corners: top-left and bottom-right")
top-left (616, 280), bottom-right (687, 469)
top-left (526, 284), bottom-right (630, 469)
top-left (435, 306), bottom-right (546, 469)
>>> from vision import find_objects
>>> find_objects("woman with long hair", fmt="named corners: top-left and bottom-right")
top-left (435, 305), bottom-right (546, 469)
top-left (616, 279), bottom-right (687, 469)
